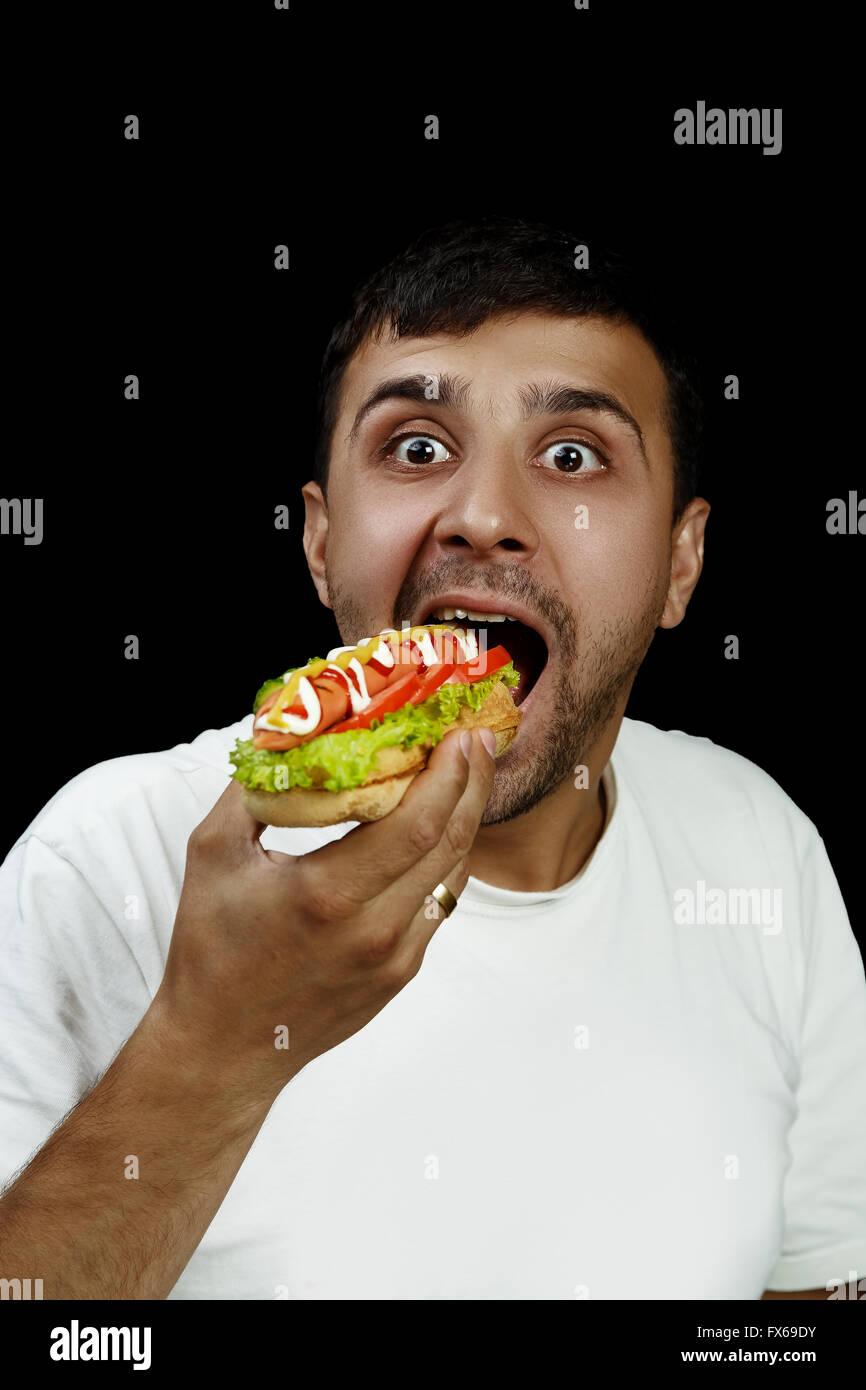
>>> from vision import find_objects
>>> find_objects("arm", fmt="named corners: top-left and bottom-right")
top-left (761, 837), bottom-right (866, 1299)
top-left (761, 1287), bottom-right (828, 1300)
top-left (0, 730), bottom-right (494, 1300)
top-left (0, 997), bottom-right (283, 1300)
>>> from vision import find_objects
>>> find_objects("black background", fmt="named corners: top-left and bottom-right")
top-left (4, 3), bottom-right (860, 950)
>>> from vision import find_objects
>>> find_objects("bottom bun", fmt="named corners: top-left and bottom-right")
top-left (241, 680), bottom-right (522, 827)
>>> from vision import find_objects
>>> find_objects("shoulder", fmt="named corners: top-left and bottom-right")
top-left (4, 714), bottom-right (352, 869)
top-left (613, 717), bottom-right (820, 866)
top-left (7, 716), bottom-right (256, 862)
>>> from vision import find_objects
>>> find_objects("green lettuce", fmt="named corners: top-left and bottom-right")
top-left (229, 661), bottom-right (519, 793)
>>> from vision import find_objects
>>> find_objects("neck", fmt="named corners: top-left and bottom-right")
top-left (466, 717), bottom-right (620, 893)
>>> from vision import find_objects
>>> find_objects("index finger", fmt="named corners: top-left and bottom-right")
top-left (191, 777), bottom-right (273, 863)
top-left (298, 728), bottom-right (474, 902)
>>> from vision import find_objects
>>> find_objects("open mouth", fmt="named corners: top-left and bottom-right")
top-left (488, 620), bottom-right (548, 706)
top-left (418, 610), bottom-right (550, 707)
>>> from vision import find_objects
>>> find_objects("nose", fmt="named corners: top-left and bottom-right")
top-left (430, 449), bottom-right (541, 560)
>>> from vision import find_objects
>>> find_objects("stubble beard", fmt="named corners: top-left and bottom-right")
top-left (479, 594), bottom-right (666, 825)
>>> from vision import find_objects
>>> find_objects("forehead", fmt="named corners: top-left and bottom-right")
top-left (338, 311), bottom-right (670, 431)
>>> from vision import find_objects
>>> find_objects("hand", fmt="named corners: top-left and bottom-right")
top-left (153, 727), bottom-right (497, 1102)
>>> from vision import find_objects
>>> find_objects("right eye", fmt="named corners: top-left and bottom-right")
top-left (385, 433), bottom-right (453, 467)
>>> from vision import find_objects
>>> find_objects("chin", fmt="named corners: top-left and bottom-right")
top-left (479, 721), bottom-right (562, 825)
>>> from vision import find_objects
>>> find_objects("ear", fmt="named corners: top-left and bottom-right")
top-left (301, 481), bottom-right (332, 610)
top-left (658, 496), bottom-right (711, 629)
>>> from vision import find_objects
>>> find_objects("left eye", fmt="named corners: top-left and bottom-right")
top-left (537, 441), bottom-right (606, 473)
top-left (390, 435), bottom-right (452, 465)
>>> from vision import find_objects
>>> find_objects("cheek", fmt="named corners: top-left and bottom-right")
top-left (556, 500), bottom-right (671, 613)
top-left (330, 497), bottom-right (423, 608)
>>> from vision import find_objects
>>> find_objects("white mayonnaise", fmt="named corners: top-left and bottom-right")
top-left (318, 657), bottom-right (373, 715)
top-left (254, 675), bottom-right (322, 735)
top-left (255, 627), bottom-right (480, 738)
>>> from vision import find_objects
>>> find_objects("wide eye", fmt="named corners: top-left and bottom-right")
top-left (537, 441), bottom-right (607, 474)
top-left (390, 434), bottom-right (452, 466)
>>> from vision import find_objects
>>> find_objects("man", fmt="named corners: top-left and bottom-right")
top-left (1, 218), bottom-right (864, 1300)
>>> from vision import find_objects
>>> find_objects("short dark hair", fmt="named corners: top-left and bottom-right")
top-left (314, 216), bottom-right (704, 526)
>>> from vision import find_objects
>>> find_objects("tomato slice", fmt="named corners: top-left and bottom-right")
top-left (408, 662), bottom-right (457, 704)
top-left (449, 644), bottom-right (512, 685)
top-left (327, 670), bottom-right (421, 734)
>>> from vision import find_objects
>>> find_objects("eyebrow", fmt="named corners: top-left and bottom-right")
top-left (347, 371), bottom-right (648, 464)
top-left (347, 373), bottom-right (473, 442)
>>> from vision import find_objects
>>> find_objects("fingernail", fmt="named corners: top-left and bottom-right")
top-left (479, 727), bottom-right (496, 757)
top-left (460, 731), bottom-right (473, 760)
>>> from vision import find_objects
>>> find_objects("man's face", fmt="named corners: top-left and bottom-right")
top-left (303, 311), bottom-right (703, 825)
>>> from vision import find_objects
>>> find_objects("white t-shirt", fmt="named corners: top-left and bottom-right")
top-left (1, 714), bottom-right (864, 1301)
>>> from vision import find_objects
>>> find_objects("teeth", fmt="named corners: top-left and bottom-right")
top-left (430, 606), bottom-right (514, 623)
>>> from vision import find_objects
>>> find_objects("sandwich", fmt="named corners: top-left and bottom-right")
top-left (228, 624), bottom-right (522, 826)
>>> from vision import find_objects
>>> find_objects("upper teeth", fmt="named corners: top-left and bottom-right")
top-left (429, 606), bottom-right (516, 622)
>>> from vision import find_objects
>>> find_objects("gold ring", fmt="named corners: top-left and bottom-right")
top-left (430, 882), bottom-right (459, 917)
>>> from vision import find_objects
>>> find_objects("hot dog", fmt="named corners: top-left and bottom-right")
top-left (228, 624), bottom-right (522, 826)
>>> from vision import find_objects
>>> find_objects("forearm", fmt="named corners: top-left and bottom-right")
top-left (0, 997), bottom-right (282, 1299)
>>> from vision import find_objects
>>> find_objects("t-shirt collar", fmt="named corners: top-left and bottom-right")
top-left (461, 757), bottom-right (619, 909)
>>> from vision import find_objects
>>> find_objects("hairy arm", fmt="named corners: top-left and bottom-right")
top-left (761, 1287), bottom-right (828, 1299)
top-left (0, 998), bottom-right (282, 1300)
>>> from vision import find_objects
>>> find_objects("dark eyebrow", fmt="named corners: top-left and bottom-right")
top-left (347, 373), bottom-right (473, 443)
top-left (517, 380), bottom-right (647, 464)
top-left (347, 372), bottom-right (647, 465)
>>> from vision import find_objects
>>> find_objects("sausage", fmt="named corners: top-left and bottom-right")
top-left (252, 660), bottom-right (405, 751)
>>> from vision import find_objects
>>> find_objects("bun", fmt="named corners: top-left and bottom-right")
top-left (241, 680), bottom-right (521, 828)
